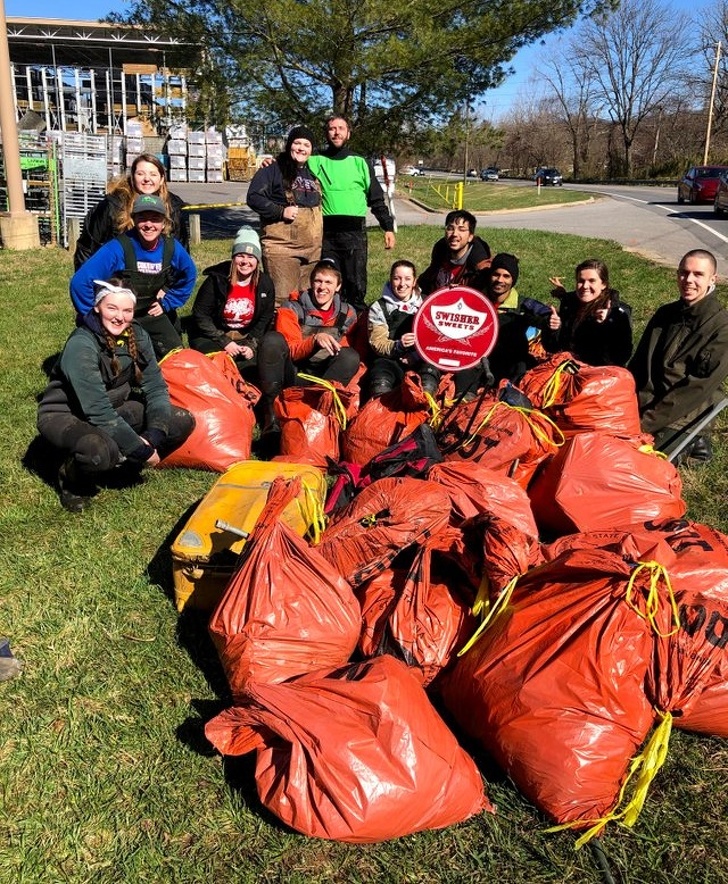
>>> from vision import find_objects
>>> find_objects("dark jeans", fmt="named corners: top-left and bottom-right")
top-left (37, 401), bottom-right (194, 473)
top-left (188, 333), bottom-right (260, 385)
top-left (257, 330), bottom-right (360, 395)
top-left (322, 228), bottom-right (368, 313)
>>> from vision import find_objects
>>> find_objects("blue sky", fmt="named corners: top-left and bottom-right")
top-left (4, 0), bottom-right (705, 119)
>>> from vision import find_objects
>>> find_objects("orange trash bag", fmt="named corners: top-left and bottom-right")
top-left (428, 461), bottom-right (539, 538)
top-left (441, 547), bottom-right (658, 833)
top-left (518, 351), bottom-right (580, 408)
top-left (208, 477), bottom-right (360, 700)
top-left (438, 395), bottom-right (561, 488)
top-left (528, 432), bottom-right (685, 536)
top-left (204, 655), bottom-right (493, 842)
top-left (627, 519), bottom-right (728, 740)
top-left (317, 476), bottom-right (451, 586)
top-left (356, 533), bottom-right (477, 686)
top-left (274, 376), bottom-right (358, 467)
top-left (341, 371), bottom-right (432, 466)
top-left (160, 348), bottom-right (258, 471)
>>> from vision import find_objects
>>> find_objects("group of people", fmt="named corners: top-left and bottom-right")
top-left (36, 122), bottom-right (728, 512)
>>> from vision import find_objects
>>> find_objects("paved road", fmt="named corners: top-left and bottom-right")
top-left (174, 180), bottom-right (728, 272)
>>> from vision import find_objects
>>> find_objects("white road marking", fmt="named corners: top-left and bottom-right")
top-left (595, 190), bottom-right (728, 245)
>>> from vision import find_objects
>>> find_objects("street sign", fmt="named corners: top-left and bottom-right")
top-left (413, 285), bottom-right (498, 371)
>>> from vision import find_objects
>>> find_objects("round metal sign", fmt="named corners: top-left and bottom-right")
top-left (413, 285), bottom-right (499, 371)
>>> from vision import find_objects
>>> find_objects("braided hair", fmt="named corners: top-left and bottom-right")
top-left (98, 277), bottom-right (143, 384)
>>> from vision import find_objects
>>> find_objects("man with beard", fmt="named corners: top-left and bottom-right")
top-left (307, 116), bottom-right (396, 313)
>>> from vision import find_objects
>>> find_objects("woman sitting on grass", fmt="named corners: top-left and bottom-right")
top-left (545, 258), bottom-right (633, 366)
top-left (37, 280), bottom-right (194, 513)
top-left (367, 259), bottom-right (440, 396)
top-left (188, 226), bottom-right (275, 381)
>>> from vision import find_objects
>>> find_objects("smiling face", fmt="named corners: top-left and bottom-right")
top-left (489, 267), bottom-right (514, 304)
top-left (289, 137), bottom-right (313, 164)
top-left (233, 252), bottom-right (259, 280)
top-left (576, 268), bottom-right (608, 303)
top-left (678, 255), bottom-right (717, 306)
top-left (133, 211), bottom-right (165, 247)
top-left (326, 117), bottom-right (350, 150)
top-left (95, 291), bottom-right (136, 336)
top-left (445, 220), bottom-right (474, 258)
top-left (311, 269), bottom-right (341, 310)
top-left (390, 265), bottom-right (416, 301)
top-left (133, 161), bottom-right (163, 195)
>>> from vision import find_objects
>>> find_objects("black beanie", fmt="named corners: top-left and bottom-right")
top-left (490, 253), bottom-right (519, 286)
top-left (286, 125), bottom-right (316, 153)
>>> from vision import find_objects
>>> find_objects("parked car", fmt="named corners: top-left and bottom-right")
top-left (714, 171), bottom-right (728, 215)
top-left (404, 165), bottom-right (425, 177)
top-left (677, 165), bottom-right (728, 205)
top-left (480, 167), bottom-right (499, 181)
top-left (534, 167), bottom-right (563, 186)
top-left (467, 168), bottom-right (478, 178)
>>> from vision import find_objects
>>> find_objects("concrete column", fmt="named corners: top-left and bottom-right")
top-left (0, 0), bottom-right (40, 250)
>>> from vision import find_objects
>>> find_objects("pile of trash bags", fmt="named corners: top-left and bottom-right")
top-left (169, 349), bottom-right (728, 846)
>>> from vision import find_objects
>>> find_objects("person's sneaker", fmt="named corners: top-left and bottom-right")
top-left (689, 434), bottom-right (713, 463)
top-left (57, 458), bottom-right (95, 513)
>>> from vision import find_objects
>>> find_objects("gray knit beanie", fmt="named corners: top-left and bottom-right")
top-left (231, 226), bottom-right (262, 261)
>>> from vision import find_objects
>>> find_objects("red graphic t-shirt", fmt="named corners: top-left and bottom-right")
top-left (222, 280), bottom-right (255, 329)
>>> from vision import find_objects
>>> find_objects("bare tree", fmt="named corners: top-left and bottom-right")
top-left (578, 0), bottom-right (690, 176)
top-left (537, 48), bottom-right (596, 178)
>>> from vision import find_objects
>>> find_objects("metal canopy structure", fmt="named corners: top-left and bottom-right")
top-left (5, 17), bottom-right (198, 135)
top-left (6, 17), bottom-right (190, 67)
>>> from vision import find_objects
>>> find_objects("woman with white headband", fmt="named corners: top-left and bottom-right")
top-left (37, 279), bottom-right (194, 512)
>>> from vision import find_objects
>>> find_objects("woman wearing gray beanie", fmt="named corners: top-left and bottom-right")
top-left (247, 125), bottom-right (323, 304)
top-left (188, 226), bottom-right (275, 380)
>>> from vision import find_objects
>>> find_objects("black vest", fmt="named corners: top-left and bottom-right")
top-left (117, 234), bottom-right (175, 314)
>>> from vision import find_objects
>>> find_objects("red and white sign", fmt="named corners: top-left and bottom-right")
top-left (413, 286), bottom-right (498, 371)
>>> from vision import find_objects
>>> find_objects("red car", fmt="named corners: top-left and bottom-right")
top-left (677, 165), bottom-right (728, 204)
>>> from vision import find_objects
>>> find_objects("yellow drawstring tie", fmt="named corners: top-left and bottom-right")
top-left (296, 481), bottom-right (326, 546)
top-left (424, 391), bottom-right (442, 428)
top-left (297, 373), bottom-right (348, 430)
top-left (625, 561), bottom-right (681, 638)
top-left (638, 443), bottom-right (668, 459)
top-left (540, 358), bottom-right (579, 408)
top-left (547, 710), bottom-right (674, 849)
top-left (456, 401), bottom-right (564, 451)
top-left (457, 574), bottom-right (519, 656)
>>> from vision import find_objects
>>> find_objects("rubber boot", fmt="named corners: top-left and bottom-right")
top-left (689, 434), bottom-right (713, 463)
top-left (57, 457), bottom-right (97, 513)
top-left (370, 376), bottom-right (394, 398)
top-left (257, 383), bottom-right (282, 458)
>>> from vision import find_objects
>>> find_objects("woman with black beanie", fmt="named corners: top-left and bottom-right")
top-left (247, 125), bottom-right (323, 304)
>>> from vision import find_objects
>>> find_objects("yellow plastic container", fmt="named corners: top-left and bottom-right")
top-left (171, 461), bottom-right (327, 612)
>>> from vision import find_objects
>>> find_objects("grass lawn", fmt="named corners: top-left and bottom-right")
top-left (1, 228), bottom-right (727, 884)
top-left (398, 177), bottom-right (593, 213)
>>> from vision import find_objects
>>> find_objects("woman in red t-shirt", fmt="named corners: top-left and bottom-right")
top-left (189, 226), bottom-right (276, 380)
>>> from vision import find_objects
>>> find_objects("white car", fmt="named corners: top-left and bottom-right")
top-left (404, 165), bottom-right (425, 177)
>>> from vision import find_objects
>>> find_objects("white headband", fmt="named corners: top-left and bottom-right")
top-left (93, 280), bottom-right (137, 307)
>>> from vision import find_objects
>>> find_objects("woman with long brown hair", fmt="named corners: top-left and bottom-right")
top-left (188, 226), bottom-right (275, 380)
top-left (546, 258), bottom-right (633, 366)
top-left (73, 153), bottom-right (190, 269)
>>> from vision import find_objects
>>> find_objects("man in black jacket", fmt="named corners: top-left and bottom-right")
top-left (417, 210), bottom-right (492, 296)
top-left (629, 249), bottom-right (728, 460)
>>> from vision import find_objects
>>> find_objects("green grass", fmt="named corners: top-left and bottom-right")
top-left (398, 177), bottom-right (593, 212)
top-left (1, 231), bottom-right (728, 884)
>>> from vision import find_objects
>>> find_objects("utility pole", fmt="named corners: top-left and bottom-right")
top-left (704, 40), bottom-right (722, 166)
top-left (0, 0), bottom-right (40, 248)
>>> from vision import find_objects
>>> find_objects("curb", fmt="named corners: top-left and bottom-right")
top-left (397, 195), bottom-right (599, 216)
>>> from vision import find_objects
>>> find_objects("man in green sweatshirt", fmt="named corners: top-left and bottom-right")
top-left (307, 116), bottom-right (396, 313)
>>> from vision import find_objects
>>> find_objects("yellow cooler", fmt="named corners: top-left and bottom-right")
top-left (171, 461), bottom-right (327, 612)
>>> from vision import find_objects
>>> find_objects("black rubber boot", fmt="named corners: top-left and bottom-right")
top-left (689, 434), bottom-right (713, 463)
top-left (370, 377), bottom-right (394, 398)
top-left (57, 457), bottom-right (97, 513)
top-left (256, 384), bottom-right (282, 459)
top-left (419, 367), bottom-right (440, 396)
